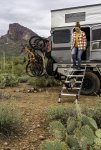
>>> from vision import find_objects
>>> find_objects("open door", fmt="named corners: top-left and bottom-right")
top-left (81, 27), bottom-right (90, 61)
top-left (90, 25), bottom-right (101, 60)
top-left (51, 27), bottom-right (72, 63)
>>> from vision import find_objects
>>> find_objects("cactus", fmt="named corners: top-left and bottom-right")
top-left (94, 138), bottom-right (101, 146)
top-left (53, 140), bottom-right (64, 150)
top-left (40, 140), bottom-right (54, 150)
top-left (94, 144), bottom-right (101, 150)
top-left (67, 117), bottom-right (77, 134)
top-left (54, 140), bottom-right (70, 150)
top-left (74, 125), bottom-right (95, 145)
top-left (79, 136), bottom-right (93, 150)
top-left (81, 115), bottom-right (98, 130)
top-left (66, 135), bottom-right (80, 150)
top-left (40, 140), bottom-right (71, 150)
top-left (95, 129), bottom-right (101, 138)
top-left (49, 121), bottom-right (66, 140)
top-left (81, 125), bottom-right (95, 145)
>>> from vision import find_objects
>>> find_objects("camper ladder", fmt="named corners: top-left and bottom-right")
top-left (58, 65), bottom-right (87, 103)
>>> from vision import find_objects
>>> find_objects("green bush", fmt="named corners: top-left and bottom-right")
top-left (0, 73), bottom-right (19, 88)
top-left (0, 92), bottom-right (16, 100)
top-left (14, 64), bottom-right (25, 76)
top-left (45, 106), bottom-right (77, 124)
top-left (13, 57), bottom-right (24, 65)
top-left (18, 75), bottom-right (30, 83)
top-left (28, 76), bottom-right (60, 88)
top-left (0, 101), bottom-right (21, 135)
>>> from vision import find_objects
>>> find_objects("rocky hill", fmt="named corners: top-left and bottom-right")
top-left (0, 23), bottom-right (38, 56)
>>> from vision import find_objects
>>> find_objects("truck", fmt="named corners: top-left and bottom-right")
top-left (46, 3), bottom-right (101, 98)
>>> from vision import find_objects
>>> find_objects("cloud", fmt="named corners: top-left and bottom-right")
top-left (0, 0), bottom-right (101, 37)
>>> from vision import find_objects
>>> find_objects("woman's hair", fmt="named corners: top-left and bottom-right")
top-left (75, 22), bottom-right (80, 28)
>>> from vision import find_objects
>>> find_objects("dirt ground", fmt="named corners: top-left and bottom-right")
top-left (0, 83), bottom-right (99, 150)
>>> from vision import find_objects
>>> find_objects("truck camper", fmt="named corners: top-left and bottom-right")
top-left (47, 3), bottom-right (101, 100)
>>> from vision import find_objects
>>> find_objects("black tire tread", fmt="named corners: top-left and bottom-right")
top-left (81, 72), bottom-right (100, 95)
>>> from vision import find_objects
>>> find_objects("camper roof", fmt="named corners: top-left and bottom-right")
top-left (51, 3), bottom-right (101, 12)
top-left (51, 3), bottom-right (101, 28)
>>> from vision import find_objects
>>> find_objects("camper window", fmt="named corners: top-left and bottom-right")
top-left (53, 29), bottom-right (70, 44)
top-left (92, 28), bottom-right (101, 41)
top-left (92, 29), bottom-right (101, 50)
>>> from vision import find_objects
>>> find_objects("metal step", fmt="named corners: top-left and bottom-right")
top-left (61, 93), bottom-right (78, 96)
top-left (68, 69), bottom-right (85, 72)
top-left (67, 87), bottom-right (80, 90)
top-left (58, 64), bottom-right (87, 102)
top-left (67, 75), bottom-right (84, 77)
top-left (65, 81), bottom-right (82, 83)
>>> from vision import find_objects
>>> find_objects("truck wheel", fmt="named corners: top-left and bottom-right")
top-left (81, 72), bottom-right (100, 95)
top-left (46, 59), bottom-right (54, 76)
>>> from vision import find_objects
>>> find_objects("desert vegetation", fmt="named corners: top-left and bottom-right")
top-left (41, 98), bottom-right (101, 150)
top-left (0, 55), bottom-right (101, 150)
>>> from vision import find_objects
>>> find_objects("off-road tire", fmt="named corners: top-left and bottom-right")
top-left (81, 72), bottom-right (100, 95)
top-left (46, 59), bottom-right (54, 76)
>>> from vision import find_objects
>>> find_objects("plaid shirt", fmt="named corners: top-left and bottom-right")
top-left (71, 30), bottom-right (87, 50)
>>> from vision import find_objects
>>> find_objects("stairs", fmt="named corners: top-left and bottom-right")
top-left (58, 65), bottom-right (87, 103)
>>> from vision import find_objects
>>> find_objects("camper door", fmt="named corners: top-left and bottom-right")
top-left (51, 28), bottom-right (72, 63)
top-left (90, 25), bottom-right (101, 60)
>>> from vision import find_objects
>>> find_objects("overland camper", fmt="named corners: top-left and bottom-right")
top-left (47, 3), bottom-right (101, 101)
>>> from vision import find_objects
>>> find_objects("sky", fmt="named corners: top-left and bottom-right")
top-left (0, 0), bottom-right (101, 37)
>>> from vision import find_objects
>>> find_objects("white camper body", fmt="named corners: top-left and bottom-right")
top-left (51, 3), bottom-right (101, 63)
top-left (46, 4), bottom-right (101, 96)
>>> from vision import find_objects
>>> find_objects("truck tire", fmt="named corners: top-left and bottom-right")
top-left (46, 59), bottom-right (54, 76)
top-left (81, 72), bottom-right (100, 95)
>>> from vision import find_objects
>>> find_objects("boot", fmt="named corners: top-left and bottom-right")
top-left (77, 65), bottom-right (81, 70)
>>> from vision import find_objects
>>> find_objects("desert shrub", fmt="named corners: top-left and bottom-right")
top-left (0, 101), bottom-right (21, 135)
top-left (0, 92), bottom-right (16, 100)
top-left (0, 56), bottom-right (26, 76)
top-left (44, 77), bottom-right (60, 87)
top-left (28, 76), bottom-right (60, 88)
top-left (45, 106), bottom-right (77, 124)
top-left (14, 64), bottom-right (25, 76)
top-left (18, 75), bottom-right (30, 83)
top-left (13, 57), bottom-right (24, 65)
top-left (0, 73), bottom-right (19, 88)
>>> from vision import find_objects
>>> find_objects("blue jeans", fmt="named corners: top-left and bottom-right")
top-left (72, 48), bottom-right (83, 66)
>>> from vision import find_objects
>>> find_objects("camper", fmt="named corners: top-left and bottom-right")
top-left (47, 3), bottom-right (101, 97)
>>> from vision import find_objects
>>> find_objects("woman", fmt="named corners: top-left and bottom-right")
top-left (71, 22), bottom-right (87, 69)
